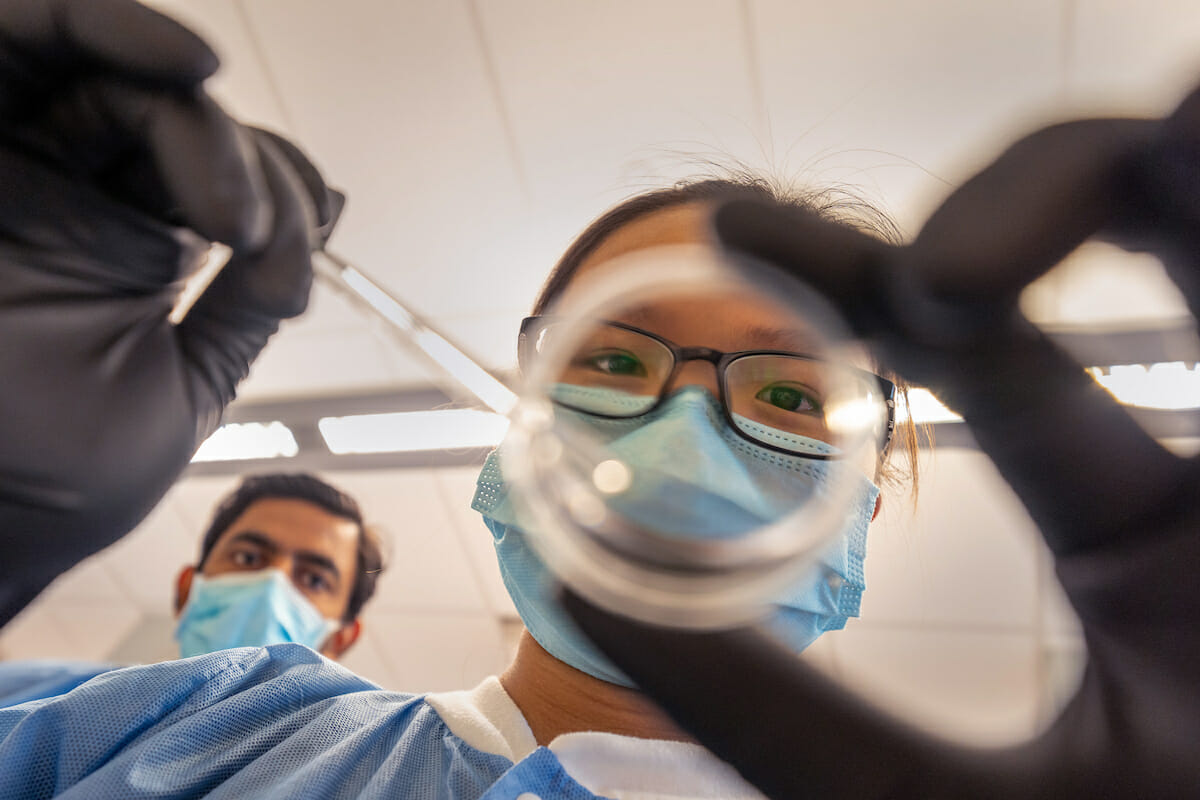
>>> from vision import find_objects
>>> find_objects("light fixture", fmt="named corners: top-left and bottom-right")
top-left (894, 361), bottom-right (1200, 427)
top-left (191, 421), bottom-right (299, 462)
top-left (896, 388), bottom-right (962, 425)
top-left (318, 409), bottom-right (510, 454)
top-left (1089, 362), bottom-right (1200, 409)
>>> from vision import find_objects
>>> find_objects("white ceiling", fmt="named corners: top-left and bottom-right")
top-left (142, 0), bottom-right (1200, 402)
top-left (3, 0), bottom-right (1199, 737)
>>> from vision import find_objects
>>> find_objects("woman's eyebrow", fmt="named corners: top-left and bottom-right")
top-left (735, 323), bottom-right (818, 353)
top-left (614, 307), bottom-right (657, 328)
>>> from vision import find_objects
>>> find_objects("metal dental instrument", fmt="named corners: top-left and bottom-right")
top-left (313, 248), bottom-right (517, 416)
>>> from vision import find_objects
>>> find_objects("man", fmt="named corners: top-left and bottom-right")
top-left (0, 473), bottom-right (382, 706)
top-left (173, 473), bottom-right (384, 661)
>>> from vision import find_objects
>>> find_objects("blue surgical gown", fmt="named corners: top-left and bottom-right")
top-left (0, 660), bottom-right (113, 708)
top-left (0, 644), bottom-right (608, 799)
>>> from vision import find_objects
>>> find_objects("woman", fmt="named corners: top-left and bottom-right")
top-left (0, 179), bottom-right (918, 800)
top-left (454, 178), bottom-right (920, 796)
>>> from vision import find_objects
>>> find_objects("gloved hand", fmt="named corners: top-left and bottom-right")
top-left (0, 0), bottom-right (340, 627)
top-left (565, 82), bottom-right (1200, 797)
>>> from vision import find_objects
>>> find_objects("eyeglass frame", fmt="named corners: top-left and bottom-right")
top-left (518, 315), bottom-right (897, 461)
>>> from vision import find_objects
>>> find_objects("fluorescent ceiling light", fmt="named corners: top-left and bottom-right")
top-left (896, 388), bottom-right (962, 425)
top-left (1090, 362), bottom-right (1200, 409)
top-left (192, 421), bottom-right (299, 462)
top-left (895, 361), bottom-right (1200, 426)
top-left (319, 409), bottom-right (510, 454)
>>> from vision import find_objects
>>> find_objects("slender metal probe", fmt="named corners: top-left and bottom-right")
top-left (313, 249), bottom-right (517, 415)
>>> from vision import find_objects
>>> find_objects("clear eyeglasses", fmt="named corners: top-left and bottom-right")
top-left (519, 315), bottom-right (896, 459)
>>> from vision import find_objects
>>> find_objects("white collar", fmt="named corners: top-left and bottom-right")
top-left (425, 677), bottom-right (766, 799)
top-left (425, 675), bottom-right (538, 762)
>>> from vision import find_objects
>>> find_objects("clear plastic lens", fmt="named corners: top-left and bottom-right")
top-left (504, 244), bottom-right (885, 628)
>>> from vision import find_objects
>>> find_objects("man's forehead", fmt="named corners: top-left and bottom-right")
top-left (214, 497), bottom-right (359, 557)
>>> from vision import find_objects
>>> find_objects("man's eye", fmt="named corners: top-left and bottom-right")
top-left (298, 571), bottom-right (331, 593)
top-left (756, 383), bottom-right (821, 414)
top-left (231, 550), bottom-right (262, 569)
top-left (585, 350), bottom-right (646, 377)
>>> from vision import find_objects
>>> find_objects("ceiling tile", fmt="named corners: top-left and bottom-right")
top-left (1037, 635), bottom-right (1087, 726)
top-left (480, 0), bottom-right (763, 215)
top-left (832, 627), bottom-right (1041, 745)
top-left (106, 613), bottom-right (181, 664)
top-left (1068, 0), bottom-right (1200, 113)
top-left (797, 627), bottom-right (839, 677)
top-left (1039, 552), bottom-right (1084, 639)
top-left (240, 0), bottom-right (535, 325)
top-left (365, 610), bottom-right (509, 692)
top-left (335, 625), bottom-right (398, 689)
top-left (26, 551), bottom-right (127, 607)
top-left (99, 491), bottom-right (204, 614)
top-left (752, 0), bottom-right (1064, 233)
top-left (0, 600), bottom-right (142, 663)
top-left (238, 321), bottom-right (435, 400)
top-left (1021, 244), bottom-right (1192, 329)
top-left (235, 270), bottom-right (522, 401)
top-left (861, 449), bottom-right (1041, 630)
top-left (0, 599), bottom-right (66, 660)
top-left (144, 0), bottom-right (292, 132)
top-left (163, 475), bottom-right (244, 534)
top-left (52, 603), bottom-right (145, 664)
top-left (433, 465), bottom-right (519, 620)
top-left (319, 470), bottom-right (491, 613)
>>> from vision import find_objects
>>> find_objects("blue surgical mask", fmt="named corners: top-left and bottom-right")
top-left (174, 569), bottom-right (341, 658)
top-left (472, 386), bottom-right (878, 687)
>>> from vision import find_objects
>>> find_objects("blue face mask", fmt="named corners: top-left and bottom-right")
top-left (472, 386), bottom-right (878, 687)
top-left (174, 569), bottom-right (341, 658)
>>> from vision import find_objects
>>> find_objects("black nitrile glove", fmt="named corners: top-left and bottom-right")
top-left (0, 0), bottom-right (340, 627)
top-left (565, 83), bottom-right (1200, 798)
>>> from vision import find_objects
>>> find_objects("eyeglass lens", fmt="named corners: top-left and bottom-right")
top-left (534, 320), bottom-right (885, 453)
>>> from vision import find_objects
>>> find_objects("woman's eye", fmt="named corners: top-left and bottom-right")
top-left (585, 350), bottom-right (646, 377)
top-left (756, 383), bottom-right (821, 414)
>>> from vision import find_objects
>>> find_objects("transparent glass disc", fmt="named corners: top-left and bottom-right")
top-left (503, 244), bottom-right (889, 628)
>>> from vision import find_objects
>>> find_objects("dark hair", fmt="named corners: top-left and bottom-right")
top-left (532, 175), bottom-right (924, 499)
top-left (196, 473), bottom-right (385, 622)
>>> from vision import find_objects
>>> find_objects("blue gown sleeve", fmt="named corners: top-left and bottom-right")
top-left (0, 643), bottom-right (515, 799)
top-left (0, 660), bottom-right (114, 708)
